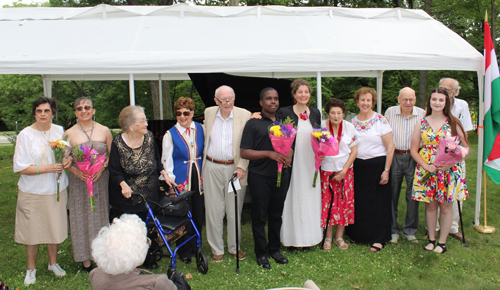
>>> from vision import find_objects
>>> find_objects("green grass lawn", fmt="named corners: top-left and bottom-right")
top-left (1, 133), bottom-right (500, 289)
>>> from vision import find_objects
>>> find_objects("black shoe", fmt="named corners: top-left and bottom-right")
top-left (180, 257), bottom-right (192, 264)
top-left (82, 262), bottom-right (93, 273)
top-left (270, 252), bottom-right (288, 264)
top-left (144, 252), bottom-right (159, 270)
top-left (257, 256), bottom-right (271, 269)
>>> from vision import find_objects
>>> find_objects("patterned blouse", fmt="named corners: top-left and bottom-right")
top-left (108, 131), bottom-right (163, 213)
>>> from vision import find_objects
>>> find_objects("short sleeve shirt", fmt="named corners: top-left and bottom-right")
top-left (351, 113), bottom-right (392, 160)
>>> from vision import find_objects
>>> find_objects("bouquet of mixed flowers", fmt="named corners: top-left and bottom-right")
top-left (421, 135), bottom-right (469, 183)
top-left (49, 136), bottom-right (70, 201)
top-left (269, 117), bottom-right (297, 187)
top-left (73, 144), bottom-right (107, 211)
top-left (311, 128), bottom-right (339, 187)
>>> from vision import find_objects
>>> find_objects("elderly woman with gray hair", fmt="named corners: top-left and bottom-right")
top-left (89, 214), bottom-right (180, 290)
top-left (108, 105), bottom-right (169, 268)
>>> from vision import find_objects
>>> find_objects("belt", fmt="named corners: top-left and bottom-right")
top-left (206, 155), bottom-right (234, 165)
top-left (394, 149), bottom-right (411, 154)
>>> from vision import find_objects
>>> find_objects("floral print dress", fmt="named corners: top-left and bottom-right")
top-left (411, 118), bottom-right (468, 203)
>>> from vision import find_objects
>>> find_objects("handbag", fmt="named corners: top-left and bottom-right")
top-left (159, 195), bottom-right (190, 217)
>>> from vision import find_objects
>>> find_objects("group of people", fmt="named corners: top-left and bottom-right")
top-left (13, 77), bottom-right (471, 286)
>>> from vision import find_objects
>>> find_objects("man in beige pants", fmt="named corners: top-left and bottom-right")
top-left (203, 85), bottom-right (251, 262)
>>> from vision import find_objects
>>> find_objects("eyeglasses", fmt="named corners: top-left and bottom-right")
top-left (401, 98), bottom-right (416, 103)
top-left (136, 119), bottom-right (148, 124)
top-left (35, 109), bottom-right (52, 114)
top-left (175, 111), bottom-right (192, 117)
top-left (215, 97), bottom-right (235, 104)
top-left (76, 105), bottom-right (93, 112)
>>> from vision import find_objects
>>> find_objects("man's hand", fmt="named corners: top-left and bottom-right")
top-left (234, 167), bottom-right (246, 179)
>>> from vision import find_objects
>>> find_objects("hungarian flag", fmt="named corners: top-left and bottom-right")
top-left (483, 21), bottom-right (500, 184)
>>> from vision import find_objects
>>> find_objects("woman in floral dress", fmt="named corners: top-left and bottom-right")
top-left (411, 88), bottom-right (468, 254)
top-left (320, 99), bottom-right (358, 250)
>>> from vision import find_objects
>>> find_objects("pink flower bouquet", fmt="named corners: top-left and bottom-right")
top-left (73, 145), bottom-right (106, 211)
top-left (49, 135), bottom-right (70, 202)
top-left (269, 117), bottom-right (297, 187)
top-left (311, 128), bottom-right (339, 187)
top-left (421, 136), bottom-right (469, 183)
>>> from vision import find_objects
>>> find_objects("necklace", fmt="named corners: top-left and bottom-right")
top-left (126, 132), bottom-right (144, 151)
top-left (34, 123), bottom-right (51, 141)
top-left (78, 121), bottom-right (94, 141)
top-left (299, 111), bottom-right (308, 120)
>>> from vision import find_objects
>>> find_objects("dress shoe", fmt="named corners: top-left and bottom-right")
top-left (257, 256), bottom-right (271, 269)
top-left (230, 249), bottom-right (246, 260)
top-left (82, 262), bottom-right (93, 273)
top-left (180, 257), bottom-right (192, 264)
top-left (212, 254), bottom-right (224, 262)
top-left (270, 252), bottom-right (288, 264)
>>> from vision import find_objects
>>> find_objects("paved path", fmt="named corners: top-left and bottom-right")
top-left (0, 136), bottom-right (11, 144)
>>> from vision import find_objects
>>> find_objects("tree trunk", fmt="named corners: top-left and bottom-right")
top-left (150, 81), bottom-right (161, 120)
top-left (163, 81), bottom-right (174, 119)
top-left (229, 0), bottom-right (239, 6)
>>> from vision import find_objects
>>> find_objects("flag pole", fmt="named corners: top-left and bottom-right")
top-left (475, 11), bottom-right (496, 234)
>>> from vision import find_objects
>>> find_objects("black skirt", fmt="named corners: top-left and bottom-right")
top-left (345, 156), bottom-right (392, 244)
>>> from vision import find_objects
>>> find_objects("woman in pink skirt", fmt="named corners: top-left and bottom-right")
top-left (320, 99), bottom-right (358, 250)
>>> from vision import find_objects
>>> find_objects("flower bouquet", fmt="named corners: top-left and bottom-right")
top-left (311, 128), bottom-right (339, 187)
top-left (269, 117), bottom-right (297, 187)
top-left (73, 144), bottom-right (106, 211)
top-left (49, 136), bottom-right (70, 201)
top-left (420, 136), bottom-right (469, 183)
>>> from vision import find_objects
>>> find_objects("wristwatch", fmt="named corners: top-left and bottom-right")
top-left (384, 168), bottom-right (390, 172)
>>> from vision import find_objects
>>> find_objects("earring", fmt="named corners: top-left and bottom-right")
top-left (294, 100), bottom-right (297, 104)
top-left (93, 114), bottom-right (96, 121)
top-left (308, 100), bottom-right (311, 105)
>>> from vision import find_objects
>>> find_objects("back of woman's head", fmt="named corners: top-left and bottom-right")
top-left (92, 214), bottom-right (148, 275)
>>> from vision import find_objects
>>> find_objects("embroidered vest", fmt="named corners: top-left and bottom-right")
top-left (168, 122), bottom-right (204, 193)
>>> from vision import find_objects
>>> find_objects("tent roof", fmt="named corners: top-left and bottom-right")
top-left (0, 4), bottom-right (483, 80)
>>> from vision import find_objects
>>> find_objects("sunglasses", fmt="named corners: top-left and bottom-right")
top-left (76, 105), bottom-right (93, 112)
top-left (175, 111), bottom-right (192, 117)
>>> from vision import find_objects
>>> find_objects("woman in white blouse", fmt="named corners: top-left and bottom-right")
top-left (345, 88), bottom-right (395, 252)
top-left (13, 97), bottom-right (72, 286)
top-left (162, 97), bottom-right (205, 263)
top-left (320, 99), bottom-right (358, 250)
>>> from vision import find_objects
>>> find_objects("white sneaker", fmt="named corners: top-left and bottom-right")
top-left (402, 233), bottom-right (419, 243)
top-left (48, 263), bottom-right (66, 276)
top-left (24, 269), bottom-right (36, 286)
top-left (389, 234), bottom-right (399, 244)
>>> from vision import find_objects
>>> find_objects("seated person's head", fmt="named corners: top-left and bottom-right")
top-left (92, 214), bottom-right (149, 275)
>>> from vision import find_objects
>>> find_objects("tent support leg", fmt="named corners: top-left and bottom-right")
top-left (159, 74), bottom-right (163, 120)
top-left (42, 75), bottom-right (52, 99)
top-left (129, 74), bottom-right (136, 106)
top-left (376, 71), bottom-right (384, 114)
top-left (316, 71), bottom-right (322, 114)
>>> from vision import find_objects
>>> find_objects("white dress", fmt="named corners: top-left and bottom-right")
top-left (280, 118), bottom-right (323, 247)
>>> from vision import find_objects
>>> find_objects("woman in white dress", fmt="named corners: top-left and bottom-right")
top-left (279, 79), bottom-right (323, 248)
top-left (13, 97), bottom-right (72, 286)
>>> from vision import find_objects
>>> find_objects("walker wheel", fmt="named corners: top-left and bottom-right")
top-left (196, 249), bottom-right (209, 274)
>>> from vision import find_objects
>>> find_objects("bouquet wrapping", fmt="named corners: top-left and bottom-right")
top-left (73, 145), bottom-right (106, 211)
top-left (311, 128), bottom-right (339, 187)
top-left (269, 117), bottom-right (297, 187)
top-left (48, 136), bottom-right (70, 201)
top-left (420, 136), bottom-right (469, 183)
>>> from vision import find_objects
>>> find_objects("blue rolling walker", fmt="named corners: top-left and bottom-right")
top-left (132, 189), bottom-right (209, 275)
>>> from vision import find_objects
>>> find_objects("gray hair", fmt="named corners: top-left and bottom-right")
top-left (398, 87), bottom-right (415, 97)
top-left (118, 105), bottom-right (145, 132)
top-left (91, 214), bottom-right (149, 275)
top-left (214, 85), bottom-right (235, 99)
top-left (439, 78), bottom-right (461, 91)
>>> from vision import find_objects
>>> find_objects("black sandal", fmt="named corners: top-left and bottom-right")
top-left (434, 243), bottom-right (447, 254)
top-left (369, 243), bottom-right (384, 252)
top-left (424, 240), bottom-right (436, 251)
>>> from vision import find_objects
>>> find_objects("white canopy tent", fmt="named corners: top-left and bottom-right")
top-left (0, 4), bottom-right (487, 225)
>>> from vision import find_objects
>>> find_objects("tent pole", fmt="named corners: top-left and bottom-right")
top-left (129, 74), bottom-right (136, 106)
top-left (42, 75), bottom-right (52, 98)
top-left (159, 74), bottom-right (164, 120)
top-left (316, 72), bottom-right (322, 114)
top-left (376, 71), bottom-right (383, 114)
top-left (474, 70), bottom-right (485, 227)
